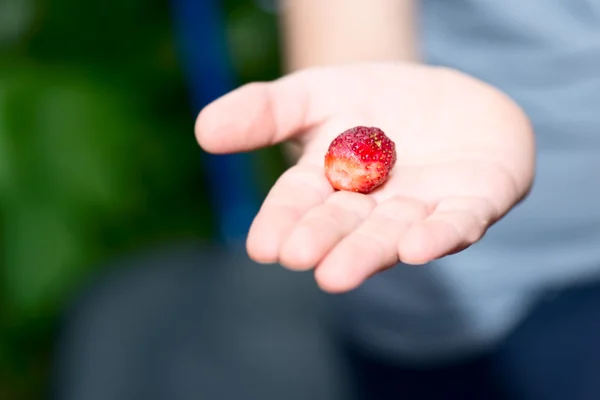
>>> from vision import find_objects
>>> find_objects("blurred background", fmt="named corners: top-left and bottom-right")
top-left (0, 0), bottom-right (326, 398)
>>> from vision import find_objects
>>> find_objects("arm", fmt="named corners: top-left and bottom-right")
top-left (278, 0), bottom-right (420, 72)
top-left (277, 0), bottom-right (420, 161)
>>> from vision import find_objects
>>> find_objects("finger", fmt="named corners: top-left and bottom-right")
top-left (315, 197), bottom-right (429, 293)
top-left (279, 191), bottom-right (376, 271)
top-left (195, 69), bottom-right (335, 154)
top-left (246, 163), bottom-right (333, 264)
top-left (398, 196), bottom-right (498, 265)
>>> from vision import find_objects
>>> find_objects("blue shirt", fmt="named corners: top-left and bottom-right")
top-left (335, 0), bottom-right (600, 364)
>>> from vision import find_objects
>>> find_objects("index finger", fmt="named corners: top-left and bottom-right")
top-left (247, 163), bottom-right (334, 263)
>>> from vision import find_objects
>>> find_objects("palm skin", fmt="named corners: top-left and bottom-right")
top-left (195, 63), bottom-right (535, 293)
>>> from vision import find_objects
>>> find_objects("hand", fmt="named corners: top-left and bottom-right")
top-left (195, 63), bottom-right (535, 293)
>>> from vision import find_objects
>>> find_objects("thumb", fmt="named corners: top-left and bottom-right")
top-left (195, 69), bottom-right (331, 154)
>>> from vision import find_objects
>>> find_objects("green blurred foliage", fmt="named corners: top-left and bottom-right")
top-left (0, 0), bottom-right (286, 397)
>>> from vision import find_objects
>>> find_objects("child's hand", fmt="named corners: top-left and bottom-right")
top-left (195, 63), bottom-right (535, 293)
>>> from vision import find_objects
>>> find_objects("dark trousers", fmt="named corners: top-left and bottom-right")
top-left (54, 243), bottom-right (600, 400)
top-left (343, 280), bottom-right (600, 400)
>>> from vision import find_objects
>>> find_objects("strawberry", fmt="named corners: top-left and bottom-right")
top-left (324, 126), bottom-right (396, 194)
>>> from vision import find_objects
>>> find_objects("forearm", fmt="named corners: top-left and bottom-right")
top-left (278, 0), bottom-right (420, 72)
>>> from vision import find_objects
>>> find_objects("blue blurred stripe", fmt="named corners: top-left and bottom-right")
top-left (170, 0), bottom-right (260, 242)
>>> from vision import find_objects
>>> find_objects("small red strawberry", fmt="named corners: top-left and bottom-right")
top-left (324, 126), bottom-right (396, 194)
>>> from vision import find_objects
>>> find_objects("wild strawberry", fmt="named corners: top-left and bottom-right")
top-left (324, 126), bottom-right (396, 194)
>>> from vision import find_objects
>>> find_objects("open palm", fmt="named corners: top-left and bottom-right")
top-left (196, 63), bottom-right (535, 293)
